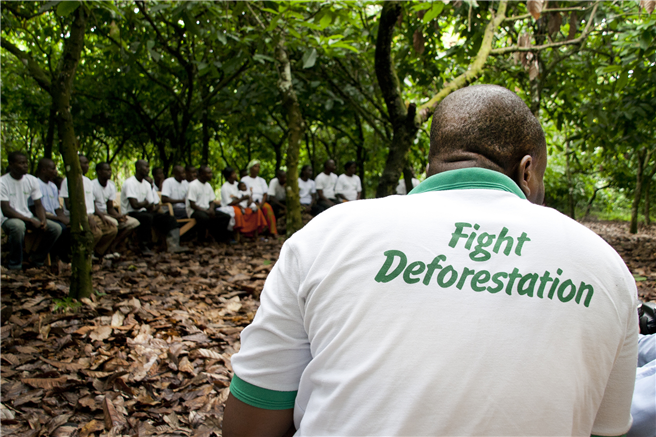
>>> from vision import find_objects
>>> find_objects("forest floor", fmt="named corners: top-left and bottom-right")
top-left (1, 221), bottom-right (655, 437)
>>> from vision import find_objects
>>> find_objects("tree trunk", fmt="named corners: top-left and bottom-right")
top-left (354, 113), bottom-right (366, 199)
top-left (583, 184), bottom-right (610, 220)
top-left (644, 175), bottom-right (651, 226)
top-left (52, 6), bottom-right (94, 299)
top-left (565, 141), bottom-right (575, 219)
top-left (630, 151), bottom-right (645, 234)
top-left (44, 103), bottom-right (56, 159)
top-left (403, 166), bottom-right (414, 195)
top-left (274, 35), bottom-right (305, 236)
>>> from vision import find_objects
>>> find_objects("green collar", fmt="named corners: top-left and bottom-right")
top-left (409, 167), bottom-right (526, 199)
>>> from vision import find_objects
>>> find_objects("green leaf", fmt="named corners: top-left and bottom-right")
top-left (412, 3), bottom-right (433, 11)
top-left (423, 3), bottom-right (444, 23)
top-left (600, 65), bottom-right (622, 74)
top-left (38, 1), bottom-right (61, 14)
top-left (56, 1), bottom-right (79, 17)
top-left (217, 32), bottom-right (227, 45)
top-left (263, 259), bottom-right (272, 265)
top-left (330, 41), bottom-right (359, 53)
top-left (253, 54), bottom-right (275, 64)
top-left (266, 16), bottom-right (280, 32)
top-left (320, 13), bottom-right (332, 29)
top-left (616, 71), bottom-right (628, 90)
top-left (633, 274), bottom-right (647, 282)
top-left (302, 48), bottom-right (317, 69)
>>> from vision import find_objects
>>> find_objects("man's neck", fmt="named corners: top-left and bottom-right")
top-left (175, 176), bottom-right (183, 183)
top-left (38, 174), bottom-right (50, 184)
top-left (98, 177), bottom-right (109, 187)
top-left (323, 170), bottom-right (331, 176)
top-left (301, 176), bottom-right (308, 181)
top-left (9, 171), bottom-right (24, 180)
top-left (135, 174), bottom-right (144, 182)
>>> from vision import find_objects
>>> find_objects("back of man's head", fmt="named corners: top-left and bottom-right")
top-left (428, 85), bottom-right (545, 178)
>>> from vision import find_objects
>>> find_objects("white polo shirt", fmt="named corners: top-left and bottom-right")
top-left (91, 179), bottom-right (117, 214)
top-left (298, 178), bottom-right (316, 205)
top-left (120, 176), bottom-right (154, 213)
top-left (396, 177), bottom-right (420, 195)
top-left (315, 172), bottom-right (337, 199)
top-left (161, 177), bottom-right (187, 210)
top-left (241, 176), bottom-right (268, 203)
top-left (268, 178), bottom-right (286, 201)
top-left (230, 168), bottom-right (638, 436)
top-left (60, 176), bottom-right (95, 215)
top-left (334, 173), bottom-right (361, 201)
top-left (0, 173), bottom-right (42, 224)
top-left (186, 179), bottom-right (216, 218)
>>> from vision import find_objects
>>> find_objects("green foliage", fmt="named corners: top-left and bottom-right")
top-left (53, 297), bottom-right (82, 313)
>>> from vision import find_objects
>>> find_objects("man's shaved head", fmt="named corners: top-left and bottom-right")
top-left (428, 85), bottom-right (546, 177)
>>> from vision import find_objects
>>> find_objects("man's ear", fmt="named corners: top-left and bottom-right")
top-left (515, 155), bottom-right (534, 199)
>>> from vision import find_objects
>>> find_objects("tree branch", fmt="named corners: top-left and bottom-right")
top-left (505, 6), bottom-right (588, 22)
top-left (1, 37), bottom-right (51, 93)
top-left (491, 1), bottom-right (599, 55)
top-left (416, 0), bottom-right (508, 124)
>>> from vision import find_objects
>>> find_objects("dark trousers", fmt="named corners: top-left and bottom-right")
top-left (128, 211), bottom-right (178, 246)
top-left (50, 220), bottom-right (70, 262)
top-left (271, 200), bottom-right (287, 218)
top-left (1, 218), bottom-right (62, 269)
top-left (316, 198), bottom-right (337, 214)
top-left (191, 210), bottom-right (231, 242)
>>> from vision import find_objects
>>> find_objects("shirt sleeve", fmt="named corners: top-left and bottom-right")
top-left (161, 179), bottom-right (172, 197)
top-left (334, 175), bottom-right (345, 194)
top-left (187, 184), bottom-right (198, 203)
top-left (591, 273), bottom-right (639, 436)
top-left (310, 180), bottom-right (316, 194)
top-left (230, 241), bottom-right (312, 408)
top-left (0, 178), bottom-right (9, 202)
top-left (123, 179), bottom-right (137, 199)
top-left (151, 187), bottom-right (160, 204)
top-left (268, 179), bottom-right (278, 197)
top-left (260, 178), bottom-right (269, 194)
top-left (220, 184), bottom-right (230, 207)
top-left (356, 176), bottom-right (362, 192)
top-left (29, 177), bottom-right (42, 201)
top-left (60, 178), bottom-right (69, 198)
top-left (108, 182), bottom-right (116, 202)
top-left (209, 186), bottom-right (216, 203)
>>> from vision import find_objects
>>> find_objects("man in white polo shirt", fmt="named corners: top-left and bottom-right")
top-left (161, 165), bottom-right (189, 219)
top-left (224, 85), bottom-right (638, 436)
top-left (60, 155), bottom-right (117, 259)
top-left (121, 160), bottom-right (186, 254)
top-left (92, 162), bottom-right (139, 257)
top-left (298, 165), bottom-right (319, 216)
top-left (315, 159), bottom-right (338, 211)
top-left (334, 160), bottom-right (362, 202)
top-left (1, 152), bottom-right (61, 269)
top-left (186, 165), bottom-right (231, 242)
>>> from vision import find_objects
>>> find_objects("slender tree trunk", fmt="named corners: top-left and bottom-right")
top-left (44, 103), bottom-right (56, 159)
top-left (583, 184), bottom-right (610, 220)
top-left (644, 175), bottom-right (651, 226)
top-left (403, 167), bottom-right (414, 195)
top-left (52, 6), bottom-right (94, 299)
top-left (354, 113), bottom-right (366, 198)
top-left (274, 35), bottom-right (305, 236)
top-left (565, 141), bottom-right (575, 219)
top-left (630, 151), bottom-right (646, 234)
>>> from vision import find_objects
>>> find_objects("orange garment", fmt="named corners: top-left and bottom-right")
top-left (232, 206), bottom-right (267, 237)
top-left (261, 202), bottom-right (277, 236)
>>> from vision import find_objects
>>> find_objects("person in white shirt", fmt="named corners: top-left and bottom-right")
top-left (241, 160), bottom-right (277, 236)
top-left (0, 152), bottom-right (62, 269)
top-left (161, 165), bottom-right (189, 219)
top-left (334, 160), bottom-right (362, 202)
top-left (92, 162), bottom-right (140, 258)
top-left (185, 165), bottom-right (197, 183)
top-left (298, 165), bottom-right (320, 216)
top-left (224, 85), bottom-right (638, 437)
top-left (396, 169), bottom-right (421, 195)
top-left (60, 155), bottom-right (117, 259)
top-left (121, 160), bottom-right (186, 254)
top-left (315, 159), bottom-right (338, 211)
top-left (186, 165), bottom-right (231, 242)
top-left (152, 167), bottom-right (165, 192)
top-left (267, 169), bottom-right (287, 218)
top-left (221, 167), bottom-right (267, 238)
top-left (29, 158), bottom-right (69, 262)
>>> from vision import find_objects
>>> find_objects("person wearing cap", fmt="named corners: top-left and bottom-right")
top-left (240, 160), bottom-right (277, 237)
top-left (223, 85), bottom-right (638, 436)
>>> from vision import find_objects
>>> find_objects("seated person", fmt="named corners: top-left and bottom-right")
top-left (92, 162), bottom-right (140, 258)
top-left (268, 169), bottom-right (287, 218)
top-left (60, 155), bottom-right (117, 260)
top-left (315, 159), bottom-right (338, 210)
top-left (241, 160), bottom-right (277, 236)
top-left (221, 167), bottom-right (267, 238)
top-left (235, 181), bottom-right (257, 211)
top-left (30, 158), bottom-right (70, 262)
top-left (396, 169), bottom-right (420, 195)
top-left (186, 165), bottom-right (231, 242)
top-left (121, 160), bottom-right (187, 254)
top-left (335, 160), bottom-right (362, 202)
top-left (0, 152), bottom-right (61, 269)
top-left (161, 165), bottom-right (189, 219)
top-left (152, 167), bottom-right (165, 192)
top-left (185, 165), bottom-right (197, 183)
top-left (298, 165), bottom-right (321, 216)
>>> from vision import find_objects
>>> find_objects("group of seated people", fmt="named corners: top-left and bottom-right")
top-left (0, 152), bottom-right (368, 269)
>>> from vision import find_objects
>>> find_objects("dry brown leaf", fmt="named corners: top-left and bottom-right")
top-left (529, 59), bottom-right (540, 80)
top-left (0, 403), bottom-right (15, 420)
top-left (79, 419), bottom-right (105, 437)
top-left (89, 326), bottom-right (112, 342)
top-left (548, 12), bottom-right (562, 36)
top-left (413, 30), bottom-right (425, 54)
top-left (111, 311), bottom-right (125, 328)
top-left (74, 325), bottom-right (96, 336)
top-left (78, 395), bottom-right (100, 410)
top-left (527, 0), bottom-right (543, 20)
top-left (83, 369), bottom-right (114, 378)
top-left (102, 395), bottom-right (127, 431)
top-left (641, 0), bottom-right (655, 14)
top-left (178, 356), bottom-right (196, 375)
top-left (568, 12), bottom-right (578, 40)
top-left (41, 357), bottom-right (89, 371)
top-left (47, 413), bottom-right (72, 436)
top-left (15, 345), bottom-right (39, 354)
top-left (198, 349), bottom-right (223, 360)
top-left (22, 376), bottom-right (67, 389)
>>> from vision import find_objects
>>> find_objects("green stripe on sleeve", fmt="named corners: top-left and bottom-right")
top-left (230, 374), bottom-right (297, 410)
